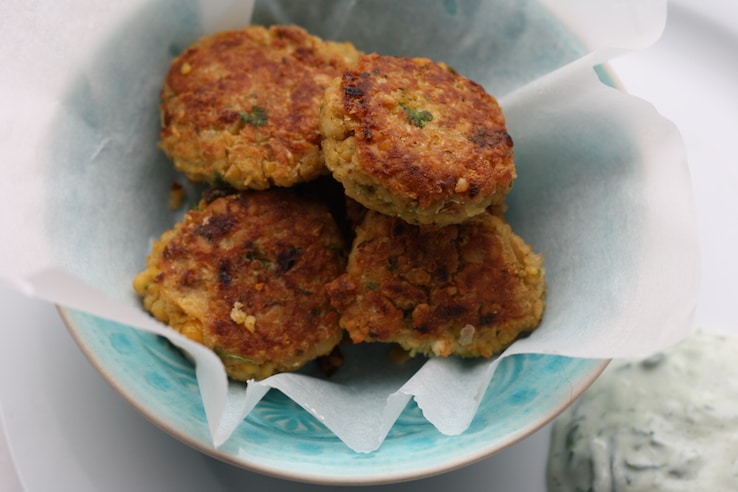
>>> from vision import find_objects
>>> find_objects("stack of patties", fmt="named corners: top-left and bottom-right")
top-left (135, 25), bottom-right (360, 381)
top-left (134, 24), bottom-right (546, 381)
top-left (321, 53), bottom-right (545, 358)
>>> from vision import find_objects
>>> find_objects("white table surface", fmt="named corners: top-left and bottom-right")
top-left (2, 0), bottom-right (737, 490)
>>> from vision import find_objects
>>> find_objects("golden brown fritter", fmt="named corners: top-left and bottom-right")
top-left (320, 53), bottom-right (516, 225)
top-left (159, 25), bottom-right (361, 190)
top-left (326, 209), bottom-right (545, 358)
top-left (133, 188), bottom-right (347, 380)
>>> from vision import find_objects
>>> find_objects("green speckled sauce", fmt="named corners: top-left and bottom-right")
top-left (547, 330), bottom-right (738, 491)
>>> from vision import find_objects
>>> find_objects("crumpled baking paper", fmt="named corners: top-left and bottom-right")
top-left (0, 0), bottom-right (699, 453)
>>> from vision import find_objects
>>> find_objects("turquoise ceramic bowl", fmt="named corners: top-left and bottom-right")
top-left (52, 0), bottom-right (612, 484)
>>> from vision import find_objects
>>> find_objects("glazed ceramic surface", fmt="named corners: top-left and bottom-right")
top-left (65, 308), bottom-right (605, 483)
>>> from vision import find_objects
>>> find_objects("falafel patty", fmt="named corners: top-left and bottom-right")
top-left (326, 209), bottom-right (545, 358)
top-left (133, 188), bottom-right (347, 380)
top-left (159, 25), bottom-right (361, 190)
top-left (320, 53), bottom-right (516, 225)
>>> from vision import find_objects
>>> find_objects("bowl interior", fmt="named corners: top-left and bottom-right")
top-left (50, 0), bottom-right (613, 484)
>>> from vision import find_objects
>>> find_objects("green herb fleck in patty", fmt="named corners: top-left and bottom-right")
top-left (399, 102), bottom-right (433, 128)
top-left (240, 106), bottom-right (268, 127)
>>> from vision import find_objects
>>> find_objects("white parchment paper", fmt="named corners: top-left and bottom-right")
top-left (0, 0), bottom-right (698, 453)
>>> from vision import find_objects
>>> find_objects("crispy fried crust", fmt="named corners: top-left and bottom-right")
top-left (133, 188), bottom-right (347, 380)
top-left (159, 25), bottom-right (361, 189)
top-left (320, 53), bottom-right (516, 225)
top-left (326, 209), bottom-right (545, 358)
